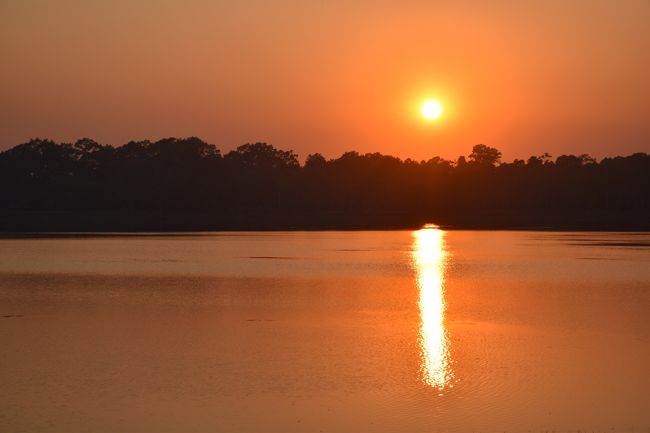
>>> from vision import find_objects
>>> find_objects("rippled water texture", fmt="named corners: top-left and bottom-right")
top-left (0, 231), bottom-right (649, 432)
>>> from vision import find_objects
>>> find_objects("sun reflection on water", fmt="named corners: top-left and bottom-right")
top-left (413, 227), bottom-right (453, 391)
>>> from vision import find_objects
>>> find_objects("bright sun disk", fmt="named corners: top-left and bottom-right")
top-left (422, 100), bottom-right (442, 120)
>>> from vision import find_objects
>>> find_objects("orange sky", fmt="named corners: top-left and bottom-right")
top-left (1, 0), bottom-right (648, 161)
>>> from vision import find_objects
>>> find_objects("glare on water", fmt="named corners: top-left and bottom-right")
top-left (413, 227), bottom-right (453, 391)
top-left (1, 231), bottom-right (649, 432)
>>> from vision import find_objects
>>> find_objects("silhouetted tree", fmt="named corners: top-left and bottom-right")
top-left (469, 144), bottom-right (502, 166)
top-left (556, 154), bottom-right (583, 168)
top-left (527, 153), bottom-right (552, 167)
top-left (225, 142), bottom-right (298, 169)
top-left (1, 137), bottom-right (648, 230)
top-left (305, 153), bottom-right (327, 170)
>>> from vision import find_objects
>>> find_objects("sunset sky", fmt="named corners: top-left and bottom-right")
top-left (1, 0), bottom-right (648, 161)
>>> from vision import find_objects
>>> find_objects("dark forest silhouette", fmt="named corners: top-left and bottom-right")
top-left (1, 137), bottom-right (648, 231)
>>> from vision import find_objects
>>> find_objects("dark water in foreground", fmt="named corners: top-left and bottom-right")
top-left (0, 230), bottom-right (649, 433)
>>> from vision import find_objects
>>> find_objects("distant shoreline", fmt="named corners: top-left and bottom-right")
top-left (1, 210), bottom-right (648, 234)
top-left (3, 140), bottom-right (648, 235)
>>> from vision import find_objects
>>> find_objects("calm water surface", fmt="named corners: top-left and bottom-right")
top-left (0, 230), bottom-right (649, 432)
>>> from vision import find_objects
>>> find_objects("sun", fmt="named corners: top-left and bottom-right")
top-left (421, 100), bottom-right (442, 120)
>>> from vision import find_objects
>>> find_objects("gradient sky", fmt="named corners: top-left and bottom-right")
top-left (1, 0), bottom-right (648, 161)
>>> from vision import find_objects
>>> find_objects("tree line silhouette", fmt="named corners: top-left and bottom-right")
top-left (0, 137), bottom-right (648, 230)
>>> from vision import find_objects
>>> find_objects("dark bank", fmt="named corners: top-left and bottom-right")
top-left (1, 138), bottom-right (648, 232)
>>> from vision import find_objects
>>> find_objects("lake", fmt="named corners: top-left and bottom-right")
top-left (1, 230), bottom-right (649, 432)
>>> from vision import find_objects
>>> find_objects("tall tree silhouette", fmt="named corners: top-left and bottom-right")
top-left (468, 144), bottom-right (502, 166)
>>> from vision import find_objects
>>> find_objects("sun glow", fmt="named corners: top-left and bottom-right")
top-left (413, 227), bottom-right (453, 392)
top-left (421, 100), bottom-right (442, 120)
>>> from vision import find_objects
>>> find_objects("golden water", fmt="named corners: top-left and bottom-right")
top-left (1, 231), bottom-right (649, 432)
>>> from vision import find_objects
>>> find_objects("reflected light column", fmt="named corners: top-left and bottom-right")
top-left (413, 227), bottom-right (453, 391)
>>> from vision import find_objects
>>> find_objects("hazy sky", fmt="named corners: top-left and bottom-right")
top-left (1, 0), bottom-right (648, 160)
